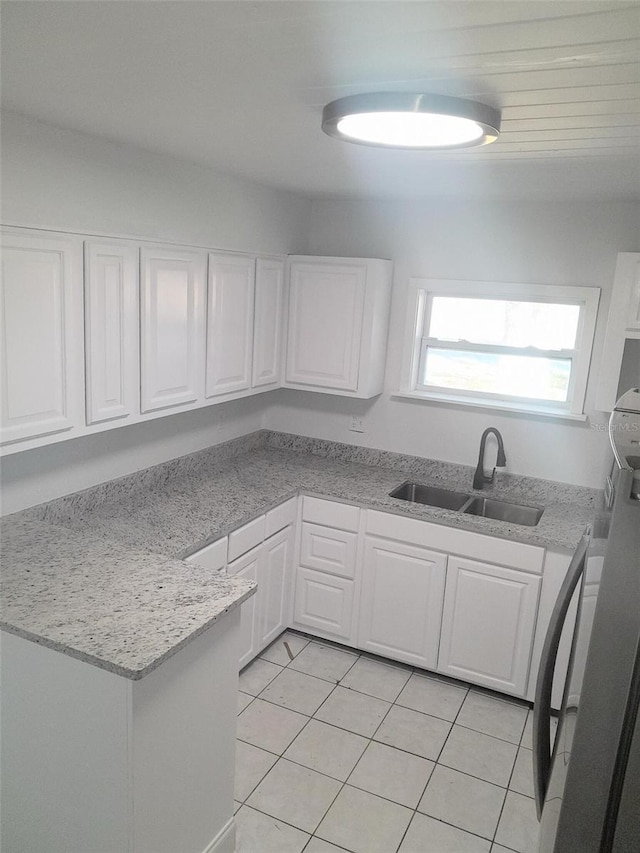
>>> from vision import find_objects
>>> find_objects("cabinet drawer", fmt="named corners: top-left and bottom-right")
top-left (300, 522), bottom-right (358, 579)
top-left (228, 515), bottom-right (266, 562)
top-left (266, 497), bottom-right (297, 537)
top-left (293, 567), bottom-right (355, 641)
top-left (302, 496), bottom-right (360, 532)
top-left (185, 537), bottom-right (228, 572)
top-left (366, 510), bottom-right (544, 574)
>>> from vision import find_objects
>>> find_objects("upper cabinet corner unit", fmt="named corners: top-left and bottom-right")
top-left (284, 255), bottom-right (393, 398)
top-left (1, 229), bottom-right (85, 445)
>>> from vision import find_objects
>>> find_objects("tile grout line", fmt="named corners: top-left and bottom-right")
top-left (238, 636), bottom-right (534, 852)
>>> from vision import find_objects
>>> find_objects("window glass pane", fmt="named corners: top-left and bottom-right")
top-left (421, 348), bottom-right (572, 402)
top-left (428, 297), bottom-right (580, 350)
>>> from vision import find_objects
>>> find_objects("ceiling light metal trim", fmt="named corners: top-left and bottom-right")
top-left (321, 92), bottom-right (501, 149)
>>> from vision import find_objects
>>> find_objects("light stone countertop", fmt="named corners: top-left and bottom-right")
top-left (1, 431), bottom-right (598, 679)
top-left (0, 517), bottom-right (255, 679)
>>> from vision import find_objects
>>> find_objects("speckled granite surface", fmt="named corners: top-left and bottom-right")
top-left (0, 517), bottom-right (255, 679)
top-left (1, 430), bottom-right (598, 680)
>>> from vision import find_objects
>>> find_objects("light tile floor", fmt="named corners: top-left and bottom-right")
top-left (235, 631), bottom-right (543, 853)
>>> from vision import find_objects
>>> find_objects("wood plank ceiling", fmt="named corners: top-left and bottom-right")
top-left (1, 1), bottom-right (639, 197)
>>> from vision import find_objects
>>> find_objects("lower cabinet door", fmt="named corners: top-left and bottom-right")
top-left (358, 536), bottom-right (447, 669)
top-left (259, 525), bottom-right (293, 650)
top-left (227, 544), bottom-right (261, 669)
top-left (438, 556), bottom-right (541, 696)
top-left (293, 567), bottom-right (355, 642)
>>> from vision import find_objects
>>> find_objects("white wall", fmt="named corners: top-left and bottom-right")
top-left (1, 111), bottom-right (310, 254)
top-left (264, 197), bottom-right (640, 488)
top-left (3, 112), bottom-right (638, 501)
top-left (0, 112), bottom-right (310, 513)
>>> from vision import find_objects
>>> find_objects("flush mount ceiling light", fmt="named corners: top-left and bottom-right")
top-left (321, 93), bottom-right (501, 149)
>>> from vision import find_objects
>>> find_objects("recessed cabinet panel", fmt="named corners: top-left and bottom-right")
top-left (140, 247), bottom-right (206, 413)
top-left (85, 242), bottom-right (139, 424)
top-left (206, 253), bottom-right (255, 397)
top-left (1, 232), bottom-right (83, 444)
top-left (300, 522), bottom-right (358, 580)
top-left (438, 556), bottom-right (541, 696)
top-left (253, 258), bottom-right (284, 388)
top-left (227, 545), bottom-right (260, 669)
top-left (260, 527), bottom-right (293, 649)
top-left (358, 537), bottom-right (446, 668)
top-left (286, 262), bottom-right (366, 391)
top-left (293, 568), bottom-right (355, 641)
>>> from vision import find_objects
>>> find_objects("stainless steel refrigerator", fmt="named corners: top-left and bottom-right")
top-left (535, 387), bottom-right (640, 853)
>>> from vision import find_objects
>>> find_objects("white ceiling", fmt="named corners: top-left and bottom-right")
top-left (2, 0), bottom-right (639, 200)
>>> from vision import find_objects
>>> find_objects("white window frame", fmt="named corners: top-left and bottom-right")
top-left (398, 278), bottom-right (600, 420)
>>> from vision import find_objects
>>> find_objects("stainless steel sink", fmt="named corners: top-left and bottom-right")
top-left (389, 482), bottom-right (470, 510)
top-left (462, 497), bottom-right (544, 526)
top-left (389, 481), bottom-right (544, 526)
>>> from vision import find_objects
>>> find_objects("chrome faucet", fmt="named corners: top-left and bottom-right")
top-left (473, 427), bottom-right (507, 490)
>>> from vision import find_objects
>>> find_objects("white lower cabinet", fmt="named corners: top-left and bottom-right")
top-left (228, 544), bottom-right (261, 669)
top-left (260, 526), bottom-right (294, 649)
top-left (291, 498), bottom-right (361, 644)
top-left (438, 556), bottom-right (541, 696)
top-left (293, 568), bottom-right (356, 642)
top-left (228, 527), bottom-right (294, 669)
top-left (190, 495), bottom-right (548, 699)
top-left (224, 501), bottom-right (296, 669)
top-left (358, 537), bottom-right (446, 669)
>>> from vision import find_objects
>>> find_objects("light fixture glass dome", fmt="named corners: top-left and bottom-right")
top-left (322, 93), bottom-right (501, 149)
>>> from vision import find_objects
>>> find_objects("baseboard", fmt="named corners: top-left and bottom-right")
top-left (202, 817), bottom-right (236, 853)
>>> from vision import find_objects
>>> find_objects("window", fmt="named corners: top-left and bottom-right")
top-left (400, 279), bottom-right (600, 418)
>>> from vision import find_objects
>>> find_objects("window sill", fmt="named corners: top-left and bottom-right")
top-left (392, 390), bottom-right (589, 422)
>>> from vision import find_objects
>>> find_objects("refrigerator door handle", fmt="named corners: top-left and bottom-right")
top-left (533, 533), bottom-right (590, 819)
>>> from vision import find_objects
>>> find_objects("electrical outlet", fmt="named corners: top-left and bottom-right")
top-left (348, 416), bottom-right (365, 433)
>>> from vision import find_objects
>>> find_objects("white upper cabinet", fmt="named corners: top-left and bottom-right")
top-left (284, 256), bottom-right (393, 398)
top-left (84, 241), bottom-right (139, 425)
top-left (596, 252), bottom-right (640, 412)
top-left (252, 258), bottom-right (284, 389)
top-left (1, 230), bottom-right (84, 445)
top-left (206, 253), bottom-right (255, 398)
top-left (140, 247), bottom-right (206, 413)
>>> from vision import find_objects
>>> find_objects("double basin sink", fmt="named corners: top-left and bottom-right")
top-left (390, 481), bottom-right (544, 527)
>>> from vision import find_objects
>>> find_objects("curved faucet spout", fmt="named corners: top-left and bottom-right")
top-left (473, 427), bottom-right (507, 490)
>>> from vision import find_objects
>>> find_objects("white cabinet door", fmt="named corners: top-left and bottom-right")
top-left (206, 253), bottom-right (255, 397)
top-left (293, 568), bottom-right (356, 643)
top-left (260, 525), bottom-right (293, 649)
top-left (1, 231), bottom-right (84, 444)
top-left (84, 241), bottom-right (139, 424)
top-left (227, 544), bottom-right (260, 669)
top-left (140, 247), bottom-right (206, 413)
top-left (438, 557), bottom-right (541, 696)
top-left (358, 537), bottom-right (447, 669)
top-left (286, 260), bottom-right (366, 391)
top-left (253, 258), bottom-right (284, 389)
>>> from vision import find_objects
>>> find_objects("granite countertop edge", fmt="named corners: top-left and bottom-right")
top-left (1, 441), bottom-right (596, 680)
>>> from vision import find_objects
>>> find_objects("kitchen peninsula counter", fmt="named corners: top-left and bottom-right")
top-left (1, 430), bottom-right (597, 679)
